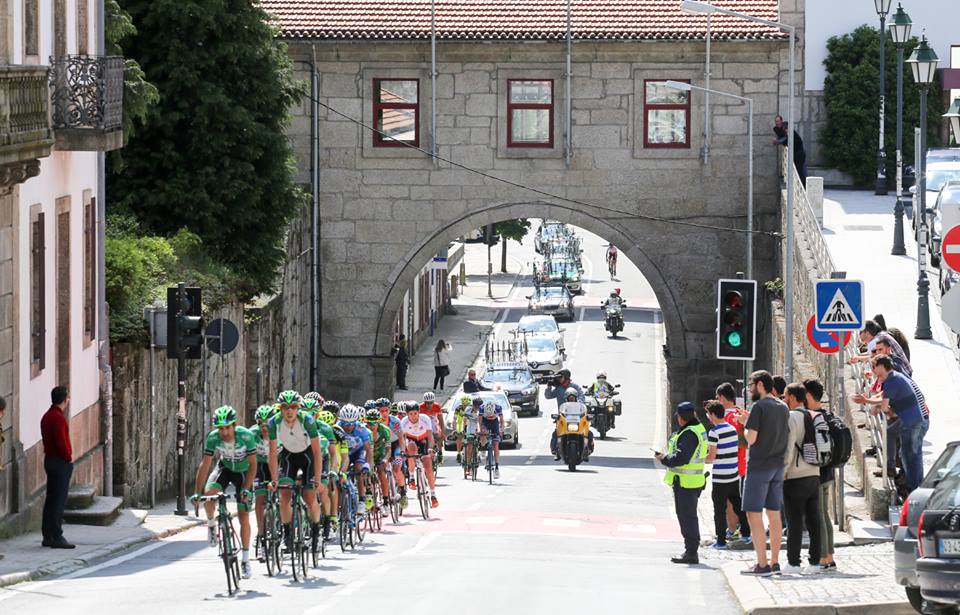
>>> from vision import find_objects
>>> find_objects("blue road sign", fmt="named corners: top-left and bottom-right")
top-left (815, 280), bottom-right (864, 332)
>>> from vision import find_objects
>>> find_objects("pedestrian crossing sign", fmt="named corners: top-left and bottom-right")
top-left (814, 280), bottom-right (864, 332)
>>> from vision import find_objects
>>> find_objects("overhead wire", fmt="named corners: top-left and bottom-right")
top-left (304, 91), bottom-right (783, 239)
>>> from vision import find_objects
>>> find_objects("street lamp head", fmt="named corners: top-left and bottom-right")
top-left (680, 1), bottom-right (717, 14)
top-left (664, 80), bottom-right (693, 91)
top-left (906, 34), bottom-right (939, 85)
top-left (889, 3), bottom-right (912, 45)
top-left (874, 0), bottom-right (892, 18)
top-left (944, 97), bottom-right (960, 146)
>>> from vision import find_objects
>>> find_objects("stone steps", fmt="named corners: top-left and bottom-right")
top-left (66, 484), bottom-right (96, 510)
top-left (63, 496), bottom-right (123, 526)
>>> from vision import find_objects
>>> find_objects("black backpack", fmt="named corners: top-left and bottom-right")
top-left (822, 412), bottom-right (852, 468)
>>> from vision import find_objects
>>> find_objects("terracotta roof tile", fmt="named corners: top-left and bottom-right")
top-left (260, 0), bottom-right (784, 41)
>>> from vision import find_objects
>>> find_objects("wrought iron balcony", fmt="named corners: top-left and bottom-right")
top-left (50, 55), bottom-right (124, 152)
top-left (0, 65), bottom-right (53, 188)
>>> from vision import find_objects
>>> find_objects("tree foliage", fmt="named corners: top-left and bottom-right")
top-left (105, 0), bottom-right (159, 145)
top-left (821, 25), bottom-right (943, 187)
top-left (494, 219), bottom-right (531, 273)
top-left (110, 0), bottom-right (306, 297)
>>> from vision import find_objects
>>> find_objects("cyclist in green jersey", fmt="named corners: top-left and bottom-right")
top-left (250, 404), bottom-right (275, 560)
top-left (363, 404), bottom-right (392, 512)
top-left (267, 391), bottom-right (325, 552)
top-left (303, 398), bottom-right (338, 532)
top-left (192, 406), bottom-right (257, 579)
top-left (318, 402), bottom-right (344, 534)
top-left (453, 395), bottom-right (471, 464)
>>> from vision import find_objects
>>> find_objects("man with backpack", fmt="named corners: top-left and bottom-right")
top-left (804, 378), bottom-right (847, 572)
top-left (780, 383), bottom-right (823, 574)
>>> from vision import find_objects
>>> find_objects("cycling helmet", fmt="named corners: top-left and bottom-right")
top-left (301, 398), bottom-right (321, 415)
top-left (363, 399), bottom-right (377, 410)
top-left (471, 395), bottom-right (483, 406)
top-left (338, 404), bottom-right (361, 423)
top-left (404, 401), bottom-right (420, 413)
top-left (277, 390), bottom-right (302, 407)
top-left (422, 391), bottom-right (435, 403)
top-left (609, 291), bottom-right (619, 298)
top-left (322, 399), bottom-right (340, 413)
top-left (364, 408), bottom-right (382, 424)
top-left (482, 401), bottom-right (498, 419)
top-left (255, 404), bottom-right (274, 424)
top-left (458, 395), bottom-right (472, 410)
top-left (596, 371), bottom-right (607, 379)
top-left (614, 288), bottom-right (621, 295)
top-left (317, 410), bottom-right (337, 426)
top-left (212, 405), bottom-right (237, 427)
top-left (304, 391), bottom-right (324, 403)
top-left (375, 397), bottom-right (391, 408)
top-left (565, 387), bottom-right (579, 401)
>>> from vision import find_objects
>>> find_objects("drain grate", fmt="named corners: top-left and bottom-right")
top-left (843, 225), bottom-right (885, 231)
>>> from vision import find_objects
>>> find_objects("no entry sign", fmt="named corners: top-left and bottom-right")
top-left (942, 225), bottom-right (960, 273)
top-left (806, 316), bottom-right (851, 354)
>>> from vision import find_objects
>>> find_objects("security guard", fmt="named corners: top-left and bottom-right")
top-left (656, 401), bottom-right (707, 565)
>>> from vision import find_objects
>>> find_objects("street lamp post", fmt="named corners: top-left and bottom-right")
top-left (889, 4), bottom-right (911, 255)
top-left (945, 97), bottom-right (960, 146)
top-left (874, 0), bottom-right (892, 195)
top-left (906, 34), bottom-right (938, 340)
top-left (666, 81), bottom-right (754, 280)
top-left (680, 0), bottom-right (797, 378)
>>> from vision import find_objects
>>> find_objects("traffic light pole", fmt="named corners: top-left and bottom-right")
top-left (174, 282), bottom-right (188, 516)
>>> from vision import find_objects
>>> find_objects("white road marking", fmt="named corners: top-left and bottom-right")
top-left (542, 518), bottom-right (581, 528)
top-left (468, 501), bottom-right (484, 510)
top-left (465, 515), bottom-right (509, 524)
top-left (617, 523), bottom-right (657, 534)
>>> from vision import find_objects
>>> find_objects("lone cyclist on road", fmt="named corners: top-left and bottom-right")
top-left (606, 244), bottom-right (618, 277)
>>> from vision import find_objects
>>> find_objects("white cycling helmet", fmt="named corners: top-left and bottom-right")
top-left (482, 401), bottom-right (498, 418)
top-left (596, 371), bottom-right (607, 379)
top-left (423, 391), bottom-right (435, 403)
top-left (338, 404), bottom-right (361, 423)
top-left (565, 387), bottom-right (579, 400)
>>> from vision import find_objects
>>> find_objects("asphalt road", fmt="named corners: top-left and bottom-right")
top-left (0, 225), bottom-right (739, 614)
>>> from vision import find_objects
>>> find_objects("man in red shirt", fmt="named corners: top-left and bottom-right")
top-left (40, 386), bottom-right (74, 549)
top-left (716, 382), bottom-right (750, 543)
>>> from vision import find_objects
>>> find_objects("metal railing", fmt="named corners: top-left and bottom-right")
top-left (848, 350), bottom-right (895, 492)
top-left (0, 65), bottom-right (52, 147)
top-left (49, 55), bottom-right (123, 131)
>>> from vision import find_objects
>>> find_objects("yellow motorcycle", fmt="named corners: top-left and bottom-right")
top-left (552, 405), bottom-right (591, 471)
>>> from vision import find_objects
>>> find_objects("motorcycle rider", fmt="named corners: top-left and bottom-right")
top-left (546, 369), bottom-right (585, 459)
top-left (602, 289), bottom-right (624, 311)
top-left (552, 387), bottom-right (594, 462)
top-left (587, 371), bottom-right (616, 397)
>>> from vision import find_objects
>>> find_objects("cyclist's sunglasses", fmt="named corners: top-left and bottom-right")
top-left (279, 403), bottom-right (300, 410)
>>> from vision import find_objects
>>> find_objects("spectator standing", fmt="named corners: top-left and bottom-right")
top-left (872, 314), bottom-right (912, 362)
top-left (773, 115), bottom-right (807, 186)
top-left (40, 386), bottom-right (75, 549)
top-left (850, 320), bottom-right (912, 377)
top-left (716, 382), bottom-right (750, 541)
top-left (781, 383), bottom-right (822, 574)
top-left (772, 375), bottom-right (787, 400)
top-left (804, 379), bottom-right (837, 572)
top-left (740, 370), bottom-right (790, 576)
top-left (433, 339), bottom-right (452, 390)
top-left (392, 335), bottom-right (409, 390)
top-left (853, 356), bottom-right (925, 491)
top-left (705, 401), bottom-right (749, 549)
top-left (462, 368), bottom-right (490, 394)
top-left (656, 401), bottom-right (707, 565)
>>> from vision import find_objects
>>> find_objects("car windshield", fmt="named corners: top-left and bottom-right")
top-left (538, 287), bottom-right (567, 299)
top-left (527, 338), bottom-right (556, 352)
top-left (923, 444), bottom-right (960, 489)
top-left (927, 468), bottom-right (960, 509)
top-left (483, 369), bottom-right (531, 384)
top-left (927, 169), bottom-right (960, 192)
top-left (519, 318), bottom-right (557, 333)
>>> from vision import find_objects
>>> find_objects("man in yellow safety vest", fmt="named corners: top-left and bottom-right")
top-left (656, 401), bottom-right (707, 565)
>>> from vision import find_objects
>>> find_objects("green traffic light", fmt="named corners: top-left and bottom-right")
top-left (726, 331), bottom-right (743, 348)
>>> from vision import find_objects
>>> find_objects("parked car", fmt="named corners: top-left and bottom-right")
top-left (896, 441), bottom-right (960, 613)
top-left (515, 314), bottom-right (565, 355)
top-left (941, 266), bottom-right (960, 297)
top-left (442, 389), bottom-right (519, 449)
top-left (479, 361), bottom-right (539, 416)
top-left (523, 335), bottom-right (564, 377)
top-left (527, 284), bottom-right (575, 321)
top-left (914, 161), bottom-right (960, 239)
top-left (930, 181), bottom-right (960, 267)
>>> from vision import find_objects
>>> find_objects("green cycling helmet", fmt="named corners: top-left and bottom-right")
top-left (302, 398), bottom-right (322, 415)
top-left (364, 408), bottom-right (382, 424)
top-left (213, 405), bottom-right (237, 427)
top-left (277, 390), bottom-right (302, 407)
top-left (255, 404), bottom-right (274, 424)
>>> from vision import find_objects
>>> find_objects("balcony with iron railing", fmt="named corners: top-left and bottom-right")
top-left (0, 64), bottom-right (53, 181)
top-left (50, 55), bottom-right (124, 152)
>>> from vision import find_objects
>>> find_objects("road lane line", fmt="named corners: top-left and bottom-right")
top-left (617, 523), bottom-right (657, 533)
top-left (542, 518), bottom-right (581, 528)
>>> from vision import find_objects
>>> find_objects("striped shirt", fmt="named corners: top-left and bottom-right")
top-left (708, 422), bottom-right (740, 484)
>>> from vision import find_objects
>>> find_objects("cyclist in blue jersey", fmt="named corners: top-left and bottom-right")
top-left (337, 404), bottom-right (375, 511)
top-left (478, 400), bottom-right (504, 480)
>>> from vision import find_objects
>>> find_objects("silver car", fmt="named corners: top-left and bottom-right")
top-left (516, 314), bottom-right (565, 355)
top-left (527, 285), bottom-right (575, 321)
top-left (523, 335), bottom-right (563, 376)
top-left (441, 389), bottom-right (520, 449)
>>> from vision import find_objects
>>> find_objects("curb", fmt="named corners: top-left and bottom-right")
top-left (0, 517), bottom-right (203, 589)
top-left (720, 561), bottom-right (913, 615)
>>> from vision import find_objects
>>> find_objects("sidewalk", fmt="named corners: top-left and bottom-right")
top-left (401, 240), bottom-right (524, 407)
top-left (0, 498), bottom-right (202, 589)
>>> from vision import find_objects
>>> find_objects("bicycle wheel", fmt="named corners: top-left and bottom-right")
top-left (416, 465), bottom-right (430, 520)
top-left (353, 484), bottom-right (366, 544)
top-left (220, 515), bottom-right (238, 595)
top-left (471, 444), bottom-right (479, 482)
top-left (338, 490), bottom-right (350, 553)
top-left (387, 471), bottom-right (400, 525)
top-left (370, 477), bottom-right (383, 533)
top-left (297, 503), bottom-right (309, 578)
top-left (290, 496), bottom-right (301, 582)
top-left (264, 505), bottom-right (277, 576)
top-left (488, 445), bottom-right (495, 485)
top-left (228, 524), bottom-right (242, 593)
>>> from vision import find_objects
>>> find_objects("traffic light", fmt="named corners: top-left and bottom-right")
top-left (484, 224), bottom-right (497, 246)
top-left (166, 285), bottom-right (203, 359)
top-left (716, 279), bottom-right (756, 361)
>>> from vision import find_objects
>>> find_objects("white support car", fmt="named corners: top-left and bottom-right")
top-left (442, 390), bottom-right (520, 450)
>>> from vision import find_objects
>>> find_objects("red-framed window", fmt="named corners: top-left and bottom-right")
top-left (643, 80), bottom-right (690, 148)
top-left (373, 78), bottom-right (419, 147)
top-left (507, 79), bottom-right (553, 148)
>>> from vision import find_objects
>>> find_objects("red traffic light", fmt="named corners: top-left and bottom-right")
top-left (724, 291), bottom-right (744, 309)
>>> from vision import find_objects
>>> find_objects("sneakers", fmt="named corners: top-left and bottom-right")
top-left (241, 561), bottom-right (252, 579)
top-left (365, 496), bottom-right (374, 511)
top-left (494, 467), bottom-right (500, 479)
top-left (771, 563), bottom-right (782, 575)
top-left (725, 528), bottom-right (741, 541)
top-left (819, 562), bottom-right (837, 573)
top-left (741, 564), bottom-right (772, 577)
top-left (709, 541), bottom-right (728, 550)
top-left (554, 454), bottom-right (561, 461)
top-left (207, 525), bottom-right (219, 547)
top-left (430, 495), bottom-right (439, 508)
top-left (670, 552), bottom-right (699, 564)
top-left (400, 494), bottom-right (408, 509)
top-left (780, 563), bottom-right (804, 574)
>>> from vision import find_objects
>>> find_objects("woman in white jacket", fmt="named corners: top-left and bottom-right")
top-left (433, 339), bottom-right (452, 390)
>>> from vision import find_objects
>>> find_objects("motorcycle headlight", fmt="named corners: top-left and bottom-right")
top-left (567, 422), bottom-right (579, 430)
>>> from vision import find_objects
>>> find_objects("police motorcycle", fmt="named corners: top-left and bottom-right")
top-left (551, 388), bottom-right (593, 472)
top-left (584, 377), bottom-right (621, 439)
top-left (601, 291), bottom-right (625, 338)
